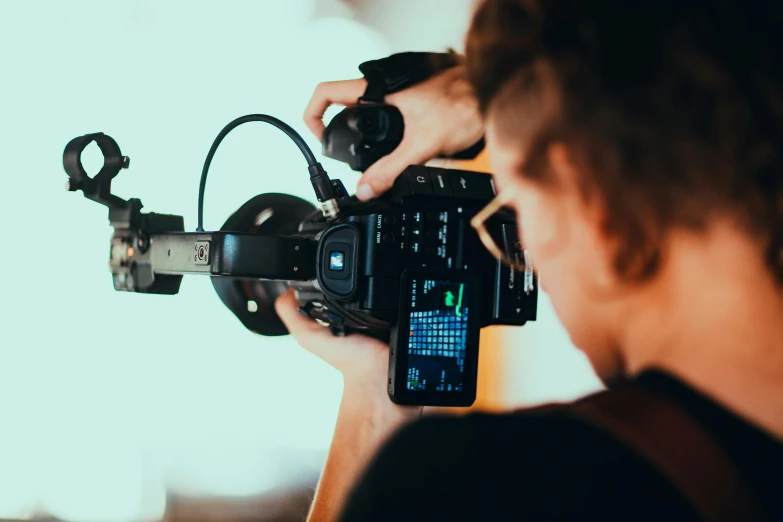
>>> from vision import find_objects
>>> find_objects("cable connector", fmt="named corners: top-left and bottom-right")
top-left (320, 198), bottom-right (340, 219)
top-left (308, 162), bottom-right (340, 218)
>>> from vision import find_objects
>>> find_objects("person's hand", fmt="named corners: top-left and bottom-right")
top-left (304, 66), bottom-right (484, 201)
top-left (276, 289), bottom-right (422, 521)
top-left (274, 289), bottom-right (421, 430)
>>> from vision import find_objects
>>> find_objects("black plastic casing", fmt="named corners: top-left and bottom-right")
top-left (322, 104), bottom-right (404, 172)
top-left (308, 165), bottom-right (538, 406)
top-left (314, 166), bottom-right (537, 326)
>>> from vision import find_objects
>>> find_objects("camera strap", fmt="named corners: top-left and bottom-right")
top-left (358, 51), bottom-right (462, 103)
top-left (356, 51), bottom-right (485, 159)
top-left (569, 385), bottom-right (766, 522)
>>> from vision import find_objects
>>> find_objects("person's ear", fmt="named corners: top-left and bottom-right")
top-left (546, 143), bottom-right (582, 196)
top-left (548, 141), bottom-right (611, 229)
top-left (545, 142), bottom-right (618, 291)
top-left (513, 144), bottom-right (576, 262)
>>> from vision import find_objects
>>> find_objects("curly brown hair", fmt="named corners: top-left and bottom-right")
top-left (465, 0), bottom-right (783, 282)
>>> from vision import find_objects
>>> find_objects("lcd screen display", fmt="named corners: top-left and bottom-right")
top-left (402, 277), bottom-right (471, 393)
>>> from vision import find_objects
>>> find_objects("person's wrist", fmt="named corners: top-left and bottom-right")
top-left (441, 67), bottom-right (484, 155)
top-left (444, 66), bottom-right (479, 110)
top-left (341, 378), bottom-right (421, 438)
top-left (333, 388), bottom-right (404, 481)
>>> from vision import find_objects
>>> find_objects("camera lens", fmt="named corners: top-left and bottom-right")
top-left (211, 193), bottom-right (317, 336)
top-left (360, 115), bottom-right (377, 132)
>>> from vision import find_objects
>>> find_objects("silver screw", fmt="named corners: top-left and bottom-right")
top-left (293, 266), bottom-right (299, 272)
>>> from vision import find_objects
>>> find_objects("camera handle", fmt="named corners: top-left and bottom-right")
top-left (63, 132), bottom-right (144, 229)
top-left (61, 125), bottom-right (322, 296)
top-left (361, 52), bottom-right (486, 160)
top-left (322, 52), bottom-right (485, 171)
top-left (63, 116), bottom-right (343, 232)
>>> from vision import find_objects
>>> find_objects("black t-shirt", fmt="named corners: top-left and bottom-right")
top-left (339, 371), bottom-right (783, 521)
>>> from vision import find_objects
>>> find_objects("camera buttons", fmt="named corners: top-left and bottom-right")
top-left (406, 167), bottom-right (434, 195)
top-left (432, 171), bottom-right (453, 196)
top-left (449, 171), bottom-right (495, 200)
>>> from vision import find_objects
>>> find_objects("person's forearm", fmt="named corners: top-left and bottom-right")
top-left (307, 384), bottom-right (420, 522)
top-left (307, 398), bottom-right (377, 522)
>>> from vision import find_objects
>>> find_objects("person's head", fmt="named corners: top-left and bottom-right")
top-left (465, 0), bottom-right (783, 377)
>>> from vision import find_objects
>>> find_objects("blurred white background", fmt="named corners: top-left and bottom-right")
top-left (0, 1), bottom-right (599, 520)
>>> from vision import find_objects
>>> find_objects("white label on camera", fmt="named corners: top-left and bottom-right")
top-left (194, 241), bottom-right (210, 265)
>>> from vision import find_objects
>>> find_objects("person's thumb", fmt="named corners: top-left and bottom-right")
top-left (355, 142), bottom-right (433, 201)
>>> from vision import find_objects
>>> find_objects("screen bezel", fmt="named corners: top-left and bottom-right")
top-left (391, 269), bottom-right (482, 407)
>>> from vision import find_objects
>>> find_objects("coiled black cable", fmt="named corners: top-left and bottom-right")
top-left (196, 114), bottom-right (334, 231)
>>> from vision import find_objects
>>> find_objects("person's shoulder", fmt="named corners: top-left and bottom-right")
top-left (341, 403), bottom-right (699, 522)
top-left (389, 404), bottom-right (632, 481)
top-left (393, 404), bottom-right (605, 457)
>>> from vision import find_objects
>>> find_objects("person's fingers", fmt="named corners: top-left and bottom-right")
top-left (303, 79), bottom-right (367, 141)
top-left (355, 141), bottom-right (435, 201)
top-left (275, 289), bottom-right (387, 366)
top-left (275, 289), bottom-right (333, 358)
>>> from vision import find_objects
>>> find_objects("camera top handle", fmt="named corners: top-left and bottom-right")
top-left (63, 132), bottom-right (143, 229)
top-left (61, 118), bottom-right (326, 294)
top-left (63, 132), bottom-right (130, 208)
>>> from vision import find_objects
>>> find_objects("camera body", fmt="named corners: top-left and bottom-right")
top-left (337, 166), bottom-right (536, 406)
top-left (306, 165), bottom-right (535, 332)
top-left (322, 103), bottom-right (404, 172)
top-left (97, 164), bottom-right (536, 406)
top-left (64, 110), bottom-right (536, 407)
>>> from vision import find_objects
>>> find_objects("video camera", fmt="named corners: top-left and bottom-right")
top-left (62, 53), bottom-right (537, 407)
